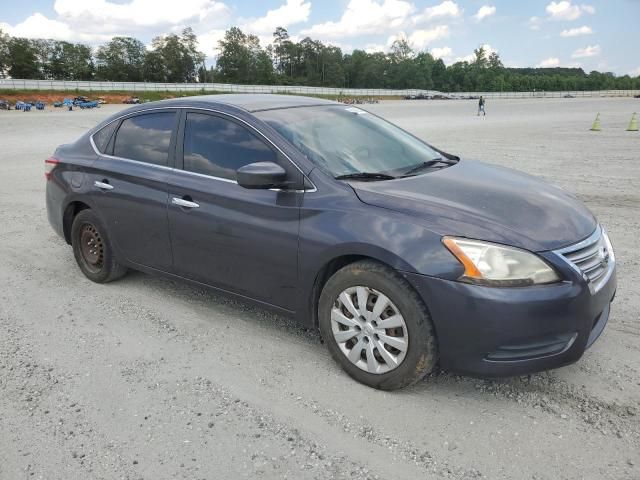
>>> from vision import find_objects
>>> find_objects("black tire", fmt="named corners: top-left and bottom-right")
top-left (318, 260), bottom-right (437, 390)
top-left (71, 209), bottom-right (127, 283)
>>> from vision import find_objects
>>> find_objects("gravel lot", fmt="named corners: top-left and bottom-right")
top-left (1, 97), bottom-right (639, 480)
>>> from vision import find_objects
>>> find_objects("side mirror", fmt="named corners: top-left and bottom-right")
top-left (236, 162), bottom-right (288, 189)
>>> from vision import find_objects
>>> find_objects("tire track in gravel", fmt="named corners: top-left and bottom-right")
top-left (112, 270), bottom-right (640, 450)
top-left (0, 271), bottom-right (466, 480)
top-left (2, 230), bottom-right (639, 479)
top-left (74, 278), bottom-right (636, 478)
top-left (0, 302), bottom-right (395, 480)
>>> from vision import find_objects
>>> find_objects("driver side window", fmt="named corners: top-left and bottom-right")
top-left (183, 113), bottom-right (278, 181)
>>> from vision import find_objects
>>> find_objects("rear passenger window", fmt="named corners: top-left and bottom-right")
top-left (93, 121), bottom-right (117, 153)
top-left (114, 112), bottom-right (175, 166)
top-left (183, 112), bottom-right (277, 180)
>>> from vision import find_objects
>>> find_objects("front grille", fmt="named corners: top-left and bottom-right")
top-left (556, 227), bottom-right (613, 293)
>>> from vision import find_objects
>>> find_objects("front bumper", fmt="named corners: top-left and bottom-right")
top-left (402, 257), bottom-right (616, 378)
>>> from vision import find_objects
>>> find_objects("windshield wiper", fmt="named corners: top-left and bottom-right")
top-left (400, 158), bottom-right (457, 177)
top-left (334, 172), bottom-right (396, 181)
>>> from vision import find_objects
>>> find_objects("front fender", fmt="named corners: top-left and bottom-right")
top-left (296, 179), bottom-right (464, 324)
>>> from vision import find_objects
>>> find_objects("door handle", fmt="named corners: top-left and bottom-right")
top-left (94, 180), bottom-right (114, 190)
top-left (172, 197), bottom-right (200, 209)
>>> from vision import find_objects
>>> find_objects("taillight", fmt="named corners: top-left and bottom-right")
top-left (45, 157), bottom-right (59, 180)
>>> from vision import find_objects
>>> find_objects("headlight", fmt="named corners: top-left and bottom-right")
top-left (601, 228), bottom-right (615, 263)
top-left (442, 237), bottom-right (560, 286)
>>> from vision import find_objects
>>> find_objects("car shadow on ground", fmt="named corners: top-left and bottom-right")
top-left (115, 270), bottom-right (560, 399)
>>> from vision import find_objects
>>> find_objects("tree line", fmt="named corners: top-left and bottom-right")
top-left (1, 26), bottom-right (638, 92)
top-left (0, 27), bottom-right (204, 83)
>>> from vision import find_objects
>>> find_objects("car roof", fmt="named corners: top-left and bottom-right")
top-left (148, 94), bottom-right (338, 113)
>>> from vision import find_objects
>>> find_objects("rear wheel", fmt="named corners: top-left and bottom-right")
top-left (318, 260), bottom-right (437, 390)
top-left (71, 209), bottom-right (126, 283)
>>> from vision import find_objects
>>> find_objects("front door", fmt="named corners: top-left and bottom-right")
top-left (166, 111), bottom-right (303, 311)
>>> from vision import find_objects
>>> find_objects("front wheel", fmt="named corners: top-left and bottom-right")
top-left (71, 209), bottom-right (127, 283)
top-left (318, 260), bottom-right (438, 390)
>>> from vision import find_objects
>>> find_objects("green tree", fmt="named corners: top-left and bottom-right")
top-left (148, 27), bottom-right (205, 82)
top-left (95, 37), bottom-right (146, 81)
top-left (143, 49), bottom-right (166, 82)
top-left (216, 27), bottom-right (274, 84)
top-left (216, 27), bottom-right (255, 83)
top-left (0, 25), bottom-right (637, 91)
top-left (8, 37), bottom-right (40, 79)
top-left (0, 28), bottom-right (12, 78)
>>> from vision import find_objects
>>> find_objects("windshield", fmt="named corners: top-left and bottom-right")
top-left (255, 105), bottom-right (445, 178)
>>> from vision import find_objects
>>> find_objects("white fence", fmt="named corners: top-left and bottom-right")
top-left (0, 79), bottom-right (436, 97)
top-left (454, 90), bottom-right (640, 99)
top-left (1, 78), bottom-right (639, 99)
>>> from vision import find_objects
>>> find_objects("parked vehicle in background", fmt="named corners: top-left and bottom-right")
top-left (36, 101), bottom-right (46, 110)
top-left (339, 97), bottom-right (379, 105)
top-left (53, 101), bottom-right (63, 108)
top-left (79, 100), bottom-right (99, 109)
top-left (73, 96), bottom-right (89, 106)
top-left (97, 97), bottom-right (107, 104)
top-left (0, 99), bottom-right (10, 110)
top-left (123, 96), bottom-right (141, 104)
top-left (15, 101), bottom-right (31, 111)
top-left (45, 94), bottom-right (616, 390)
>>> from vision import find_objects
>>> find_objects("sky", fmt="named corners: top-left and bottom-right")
top-left (0, 0), bottom-right (638, 76)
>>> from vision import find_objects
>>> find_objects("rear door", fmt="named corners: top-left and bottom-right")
top-left (89, 110), bottom-right (178, 272)
top-left (166, 110), bottom-right (303, 311)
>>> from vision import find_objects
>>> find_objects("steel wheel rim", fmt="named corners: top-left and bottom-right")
top-left (79, 223), bottom-right (104, 273)
top-left (331, 286), bottom-right (409, 374)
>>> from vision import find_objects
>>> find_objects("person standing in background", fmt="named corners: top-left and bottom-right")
top-left (478, 96), bottom-right (486, 116)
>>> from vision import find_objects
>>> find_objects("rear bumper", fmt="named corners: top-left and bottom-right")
top-left (402, 263), bottom-right (616, 378)
top-left (46, 178), bottom-right (66, 241)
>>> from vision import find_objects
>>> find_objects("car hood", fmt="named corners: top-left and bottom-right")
top-left (351, 160), bottom-right (597, 252)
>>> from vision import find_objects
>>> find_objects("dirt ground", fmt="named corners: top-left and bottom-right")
top-left (0, 92), bottom-right (140, 104)
top-left (0, 97), bottom-right (638, 480)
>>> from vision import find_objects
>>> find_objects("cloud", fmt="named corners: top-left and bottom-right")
top-left (413, 1), bottom-right (462, 24)
top-left (240, 0), bottom-right (311, 36)
top-left (545, 1), bottom-right (595, 21)
top-left (537, 57), bottom-right (560, 67)
top-left (387, 26), bottom-right (450, 50)
top-left (301, 0), bottom-right (414, 39)
top-left (560, 25), bottom-right (592, 37)
top-left (430, 46), bottom-right (453, 60)
top-left (473, 5), bottom-right (496, 21)
top-left (629, 67), bottom-right (640, 77)
top-left (53, 0), bottom-right (231, 33)
top-left (364, 43), bottom-right (387, 53)
top-left (528, 16), bottom-right (541, 30)
top-left (0, 12), bottom-right (111, 42)
top-left (572, 44), bottom-right (600, 58)
top-left (197, 29), bottom-right (227, 56)
top-left (454, 43), bottom-right (496, 63)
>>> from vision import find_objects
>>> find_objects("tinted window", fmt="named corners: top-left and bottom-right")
top-left (114, 112), bottom-right (175, 166)
top-left (183, 113), bottom-right (277, 180)
top-left (93, 121), bottom-right (117, 153)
